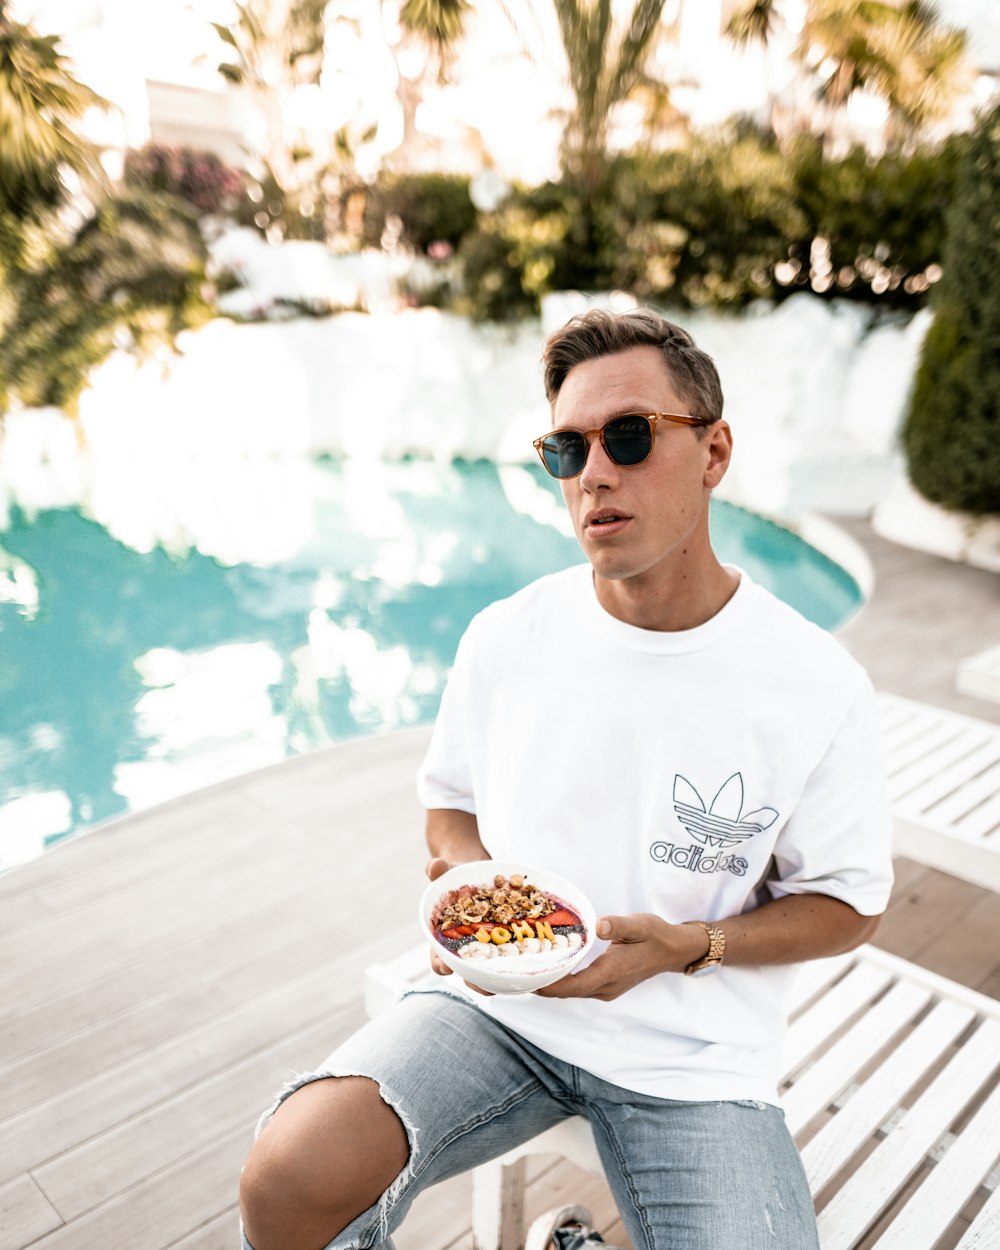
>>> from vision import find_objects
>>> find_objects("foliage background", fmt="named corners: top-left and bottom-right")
top-left (0, 0), bottom-right (993, 517)
top-left (903, 100), bottom-right (1000, 515)
top-left (355, 129), bottom-right (962, 320)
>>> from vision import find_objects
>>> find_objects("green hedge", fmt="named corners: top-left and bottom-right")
top-left (903, 105), bottom-right (1000, 514)
top-left (358, 131), bottom-right (962, 322)
top-left (455, 180), bottom-right (621, 322)
top-left (361, 172), bottom-right (478, 255)
top-left (791, 139), bottom-right (963, 305)
top-left (606, 136), bottom-right (809, 308)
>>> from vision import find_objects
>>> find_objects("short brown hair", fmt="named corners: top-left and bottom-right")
top-left (541, 307), bottom-right (724, 425)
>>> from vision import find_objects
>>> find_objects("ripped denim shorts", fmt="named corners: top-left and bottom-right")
top-left (242, 989), bottom-right (818, 1250)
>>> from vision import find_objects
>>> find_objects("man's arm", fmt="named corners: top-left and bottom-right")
top-left (538, 893), bottom-right (880, 1002)
top-left (425, 807), bottom-right (487, 871)
top-left (703, 892), bottom-right (880, 965)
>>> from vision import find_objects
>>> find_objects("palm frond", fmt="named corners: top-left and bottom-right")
top-left (0, 19), bottom-right (109, 219)
top-left (614, 0), bottom-right (668, 98)
top-left (551, 0), bottom-right (592, 105)
top-left (398, 0), bottom-right (471, 53)
top-left (725, 0), bottom-right (779, 50)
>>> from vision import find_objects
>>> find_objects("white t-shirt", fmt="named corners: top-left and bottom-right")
top-left (417, 564), bottom-right (893, 1105)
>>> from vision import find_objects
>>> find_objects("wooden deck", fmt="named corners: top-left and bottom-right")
top-left (2, 516), bottom-right (999, 1250)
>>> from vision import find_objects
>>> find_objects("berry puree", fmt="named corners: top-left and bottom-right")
top-left (431, 871), bottom-right (586, 972)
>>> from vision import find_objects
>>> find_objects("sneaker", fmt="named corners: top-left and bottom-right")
top-left (524, 1204), bottom-right (625, 1250)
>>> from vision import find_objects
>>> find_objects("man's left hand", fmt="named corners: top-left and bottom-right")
top-left (536, 913), bottom-right (696, 1001)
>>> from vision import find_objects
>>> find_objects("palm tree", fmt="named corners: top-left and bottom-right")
top-left (0, 5), bottom-right (212, 422)
top-left (385, 0), bottom-right (673, 184)
top-left (799, 0), bottom-right (968, 152)
top-left (551, 0), bottom-right (673, 190)
top-left (384, 0), bottom-right (473, 170)
top-left (725, 0), bottom-right (780, 50)
top-left (725, 0), bottom-right (969, 152)
top-left (724, 0), bottom-right (797, 144)
top-left (398, 0), bottom-right (471, 67)
top-left (0, 1), bottom-right (108, 259)
top-left (869, 1), bottom-right (970, 146)
top-left (214, 0), bottom-right (328, 190)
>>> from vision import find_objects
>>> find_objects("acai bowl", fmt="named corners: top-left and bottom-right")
top-left (419, 861), bottom-right (597, 994)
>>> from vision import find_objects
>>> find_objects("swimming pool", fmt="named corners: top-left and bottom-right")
top-left (0, 458), bottom-right (862, 868)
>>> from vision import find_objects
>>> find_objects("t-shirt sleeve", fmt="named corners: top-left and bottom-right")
top-left (416, 622), bottom-right (477, 814)
top-left (767, 677), bottom-right (894, 916)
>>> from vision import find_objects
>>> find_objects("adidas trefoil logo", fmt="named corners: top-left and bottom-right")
top-left (673, 772), bottom-right (778, 849)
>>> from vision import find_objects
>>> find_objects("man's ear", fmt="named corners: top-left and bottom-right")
top-left (703, 421), bottom-right (732, 489)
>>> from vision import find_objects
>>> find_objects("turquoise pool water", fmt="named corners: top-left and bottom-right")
top-left (0, 458), bottom-right (861, 867)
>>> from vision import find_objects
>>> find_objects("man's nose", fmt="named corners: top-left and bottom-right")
top-left (578, 432), bottom-right (619, 489)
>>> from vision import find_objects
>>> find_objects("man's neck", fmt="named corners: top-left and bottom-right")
top-left (593, 560), bottom-right (740, 632)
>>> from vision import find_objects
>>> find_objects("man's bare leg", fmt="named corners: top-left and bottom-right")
top-left (240, 1076), bottom-right (409, 1250)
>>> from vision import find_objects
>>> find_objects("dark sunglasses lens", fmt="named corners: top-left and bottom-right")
top-left (603, 415), bottom-right (652, 466)
top-left (540, 431), bottom-right (586, 479)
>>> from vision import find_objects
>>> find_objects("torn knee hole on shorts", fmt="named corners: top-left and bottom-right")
top-left (339, 1072), bottom-right (418, 1243)
top-left (268, 1070), bottom-right (418, 1245)
top-left (249, 1069), bottom-right (420, 1250)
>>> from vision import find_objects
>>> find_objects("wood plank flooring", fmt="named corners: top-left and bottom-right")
top-left (2, 517), bottom-right (999, 1250)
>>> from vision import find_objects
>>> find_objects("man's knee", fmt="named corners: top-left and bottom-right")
top-left (240, 1076), bottom-right (410, 1250)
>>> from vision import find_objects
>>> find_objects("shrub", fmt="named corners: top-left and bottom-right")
top-left (608, 136), bottom-right (808, 307)
top-left (0, 190), bottom-right (213, 414)
top-left (452, 130), bottom-right (959, 320)
top-left (455, 179), bottom-right (625, 321)
top-left (361, 172), bottom-right (478, 254)
top-left (234, 166), bottom-right (328, 241)
top-left (903, 105), bottom-right (1000, 514)
top-left (124, 144), bottom-right (244, 217)
top-left (790, 136), bottom-right (965, 305)
top-left (455, 217), bottom-right (538, 322)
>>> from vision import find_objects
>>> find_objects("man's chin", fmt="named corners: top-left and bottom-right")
top-left (588, 559), bottom-right (642, 585)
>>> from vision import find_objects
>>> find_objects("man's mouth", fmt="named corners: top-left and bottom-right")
top-left (584, 510), bottom-right (631, 535)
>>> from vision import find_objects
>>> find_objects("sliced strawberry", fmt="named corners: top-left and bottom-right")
top-left (544, 909), bottom-right (581, 928)
top-left (438, 924), bottom-right (477, 939)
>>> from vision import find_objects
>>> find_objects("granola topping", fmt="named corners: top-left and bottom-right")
top-left (438, 873), bottom-right (557, 931)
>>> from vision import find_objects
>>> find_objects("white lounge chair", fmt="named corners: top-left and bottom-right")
top-left (364, 943), bottom-right (1000, 1250)
top-left (879, 693), bottom-right (1000, 891)
top-left (957, 644), bottom-right (1000, 707)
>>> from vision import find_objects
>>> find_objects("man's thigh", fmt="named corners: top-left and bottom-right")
top-left (250, 990), bottom-right (572, 1250)
top-left (587, 1094), bottom-right (819, 1250)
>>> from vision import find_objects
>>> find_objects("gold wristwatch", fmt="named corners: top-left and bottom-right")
top-left (682, 920), bottom-right (726, 977)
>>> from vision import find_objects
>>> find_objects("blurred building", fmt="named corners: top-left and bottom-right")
top-left (9, 0), bottom-right (250, 168)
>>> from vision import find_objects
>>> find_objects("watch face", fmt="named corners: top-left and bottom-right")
top-left (689, 961), bottom-right (722, 977)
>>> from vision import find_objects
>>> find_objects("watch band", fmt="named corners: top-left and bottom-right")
top-left (682, 920), bottom-right (726, 976)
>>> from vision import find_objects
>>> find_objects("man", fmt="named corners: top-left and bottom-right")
top-left (239, 308), bottom-right (893, 1250)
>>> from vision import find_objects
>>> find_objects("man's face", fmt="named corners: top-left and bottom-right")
top-left (552, 345), bottom-right (732, 592)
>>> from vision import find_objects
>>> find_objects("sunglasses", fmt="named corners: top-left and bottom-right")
top-left (533, 411), bottom-right (715, 480)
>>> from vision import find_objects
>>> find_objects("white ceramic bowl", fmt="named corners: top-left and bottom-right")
top-left (418, 860), bottom-right (597, 995)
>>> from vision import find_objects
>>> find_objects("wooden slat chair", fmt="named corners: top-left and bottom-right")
top-left (363, 944), bottom-right (1000, 1250)
top-left (879, 693), bottom-right (1000, 891)
top-left (957, 644), bottom-right (1000, 707)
